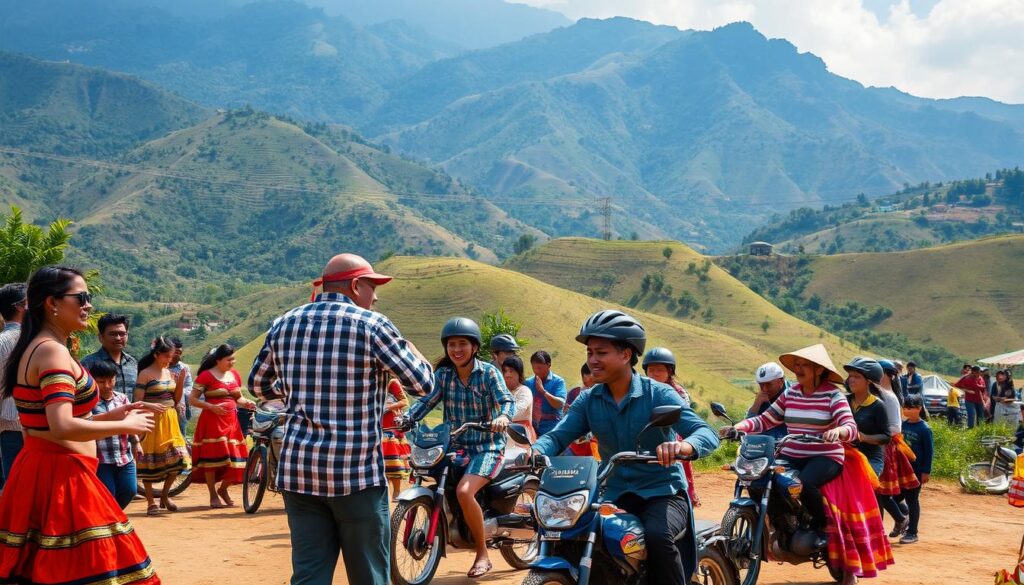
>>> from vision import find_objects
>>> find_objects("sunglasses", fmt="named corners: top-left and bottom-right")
top-left (56, 291), bottom-right (93, 306)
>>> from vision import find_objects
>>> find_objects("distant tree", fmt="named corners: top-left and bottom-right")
top-left (629, 232), bottom-right (639, 241)
top-left (856, 193), bottom-right (870, 207)
top-left (513, 233), bottom-right (537, 255)
top-left (676, 291), bottom-right (701, 317)
top-left (761, 317), bottom-right (771, 334)
top-left (662, 246), bottom-right (673, 260)
top-left (641, 274), bottom-right (653, 294)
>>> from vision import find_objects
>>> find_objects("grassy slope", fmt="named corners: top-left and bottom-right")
top-left (777, 216), bottom-right (938, 254)
top-left (235, 254), bottom-right (862, 416)
top-left (803, 234), bottom-right (1024, 358)
top-left (506, 238), bottom-right (861, 368)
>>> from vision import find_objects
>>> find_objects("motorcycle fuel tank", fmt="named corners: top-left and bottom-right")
top-left (603, 513), bottom-right (647, 564)
top-left (539, 457), bottom-right (598, 497)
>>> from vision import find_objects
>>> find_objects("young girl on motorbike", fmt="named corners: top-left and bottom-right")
top-left (404, 318), bottom-right (515, 578)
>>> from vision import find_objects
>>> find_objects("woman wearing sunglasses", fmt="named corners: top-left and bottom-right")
top-left (0, 266), bottom-right (160, 584)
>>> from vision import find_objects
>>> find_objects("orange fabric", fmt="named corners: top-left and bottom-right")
top-left (1009, 454), bottom-right (1024, 508)
top-left (878, 439), bottom-right (921, 495)
top-left (0, 437), bottom-right (160, 584)
top-left (821, 445), bottom-right (894, 578)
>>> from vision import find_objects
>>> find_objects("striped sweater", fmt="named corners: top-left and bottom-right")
top-left (734, 382), bottom-right (857, 464)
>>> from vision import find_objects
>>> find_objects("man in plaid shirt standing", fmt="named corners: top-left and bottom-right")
top-left (249, 253), bottom-right (433, 585)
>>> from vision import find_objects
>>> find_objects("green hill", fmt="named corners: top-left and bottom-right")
top-left (234, 254), bottom-right (866, 415)
top-left (506, 238), bottom-right (857, 362)
top-left (803, 235), bottom-right (1024, 359)
top-left (56, 109), bottom-right (537, 300)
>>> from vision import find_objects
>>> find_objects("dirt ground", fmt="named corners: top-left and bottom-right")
top-left (132, 473), bottom-right (1022, 585)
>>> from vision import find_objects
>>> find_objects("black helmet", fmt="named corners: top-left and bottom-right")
top-left (843, 357), bottom-right (884, 384)
top-left (490, 333), bottom-right (520, 352)
top-left (877, 359), bottom-right (898, 375)
top-left (642, 347), bottom-right (676, 369)
top-left (441, 317), bottom-right (482, 346)
top-left (576, 310), bottom-right (646, 355)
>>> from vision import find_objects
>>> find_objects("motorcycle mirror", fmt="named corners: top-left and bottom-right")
top-left (710, 402), bottom-right (729, 419)
top-left (649, 405), bottom-right (682, 427)
top-left (506, 423), bottom-right (532, 446)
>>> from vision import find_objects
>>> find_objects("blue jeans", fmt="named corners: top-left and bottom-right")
top-left (237, 408), bottom-right (253, 436)
top-left (96, 461), bottom-right (138, 509)
top-left (282, 486), bottom-right (390, 585)
top-left (0, 431), bottom-right (24, 488)
top-left (966, 402), bottom-right (986, 429)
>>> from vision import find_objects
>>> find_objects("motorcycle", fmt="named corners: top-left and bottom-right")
top-left (520, 405), bottom-right (736, 585)
top-left (390, 420), bottom-right (541, 585)
top-left (960, 435), bottom-right (1016, 494)
top-left (710, 401), bottom-right (845, 584)
top-left (242, 404), bottom-right (286, 514)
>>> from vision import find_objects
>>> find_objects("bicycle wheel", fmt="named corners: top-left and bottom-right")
top-left (243, 444), bottom-right (270, 514)
top-left (137, 440), bottom-right (193, 497)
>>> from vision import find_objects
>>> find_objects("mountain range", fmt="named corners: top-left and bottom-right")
top-left (2, 0), bottom-right (1024, 251)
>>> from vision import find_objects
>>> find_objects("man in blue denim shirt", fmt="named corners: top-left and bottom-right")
top-left (531, 310), bottom-right (719, 585)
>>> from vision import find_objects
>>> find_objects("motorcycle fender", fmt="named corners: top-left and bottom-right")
top-left (529, 556), bottom-right (578, 581)
top-left (396, 486), bottom-right (435, 505)
top-left (729, 497), bottom-right (758, 510)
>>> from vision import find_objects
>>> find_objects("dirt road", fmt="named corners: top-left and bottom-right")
top-left (132, 473), bottom-right (1021, 584)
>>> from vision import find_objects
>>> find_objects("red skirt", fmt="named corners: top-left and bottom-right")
top-left (877, 437), bottom-right (921, 496)
top-left (190, 402), bottom-right (248, 483)
top-left (0, 436), bottom-right (160, 584)
top-left (383, 432), bottom-right (411, 479)
top-left (821, 446), bottom-right (894, 579)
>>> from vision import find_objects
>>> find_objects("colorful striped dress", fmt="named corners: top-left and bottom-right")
top-left (1, 363), bottom-right (159, 584)
top-left (190, 369), bottom-right (248, 483)
top-left (734, 382), bottom-right (857, 463)
top-left (135, 376), bottom-right (190, 482)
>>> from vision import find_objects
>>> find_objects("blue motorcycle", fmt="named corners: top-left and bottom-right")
top-left (518, 405), bottom-right (736, 585)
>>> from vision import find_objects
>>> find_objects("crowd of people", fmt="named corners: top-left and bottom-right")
top-left (0, 252), bottom-right (1011, 585)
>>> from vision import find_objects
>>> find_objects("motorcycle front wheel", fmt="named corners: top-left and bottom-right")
top-left (242, 444), bottom-right (269, 514)
top-left (390, 499), bottom-right (444, 585)
top-left (521, 570), bottom-right (575, 585)
top-left (694, 546), bottom-right (738, 585)
top-left (959, 462), bottom-right (1010, 494)
top-left (720, 506), bottom-right (760, 584)
top-left (500, 481), bottom-right (540, 569)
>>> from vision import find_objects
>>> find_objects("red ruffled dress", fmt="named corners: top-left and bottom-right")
top-left (1, 366), bottom-right (159, 584)
top-left (190, 369), bottom-right (248, 483)
top-left (382, 380), bottom-right (411, 479)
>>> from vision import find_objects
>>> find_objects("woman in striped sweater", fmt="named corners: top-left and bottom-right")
top-left (722, 345), bottom-right (856, 542)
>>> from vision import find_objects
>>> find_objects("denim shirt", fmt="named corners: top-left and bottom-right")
top-left (534, 373), bottom-right (719, 501)
top-left (81, 347), bottom-right (138, 396)
top-left (526, 372), bottom-right (567, 436)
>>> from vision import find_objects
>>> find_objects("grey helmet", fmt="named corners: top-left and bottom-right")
top-left (576, 310), bottom-right (646, 355)
top-left (843, 356), bottom-right (884, 385)
top-left (490, 333), bottom-right (521, 352)
top-left (441, 317), bottom-right (482, 346)
top-left (642, 347), bottom-right (676, 369)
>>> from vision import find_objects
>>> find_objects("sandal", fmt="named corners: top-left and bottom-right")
top-left (467, 560), bottom-right (492, 579)
top-left (146, 504), bottom-right (161, 516)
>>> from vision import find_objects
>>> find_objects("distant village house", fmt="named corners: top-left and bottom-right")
top-left (749, 241), bottom-right (774, 256)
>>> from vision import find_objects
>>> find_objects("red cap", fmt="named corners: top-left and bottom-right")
top-left (311, 265), bottom-right (392, 301)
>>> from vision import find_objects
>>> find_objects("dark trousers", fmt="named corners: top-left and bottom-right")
top-left (0, 431), bottom-right (24, 488)
top-left (966, 402), bottom-right (986, 428)
top-left (282, 486), bottom-right (390, 585)
top-left (237, 408), bottom-right (253, 436)
top-left (877, 494), bottom-right (906, 522)
top-left (616, 492), bottom-right (690, 585)
top-left (946, 407), bottom-right (961, 426)
top-left (895, 472), bottom-right (923, 535)
top-left (788, 456), bottom-right (842, 531)
top-left (97, 461), bottom-right (138, 509)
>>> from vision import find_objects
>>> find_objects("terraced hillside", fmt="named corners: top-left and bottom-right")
top-left (803, 235), bottom-right (1024, 358)
top-left (236, 255), bottom-right (864, 414)
top-left (506, 238), bottom-right (856, 362)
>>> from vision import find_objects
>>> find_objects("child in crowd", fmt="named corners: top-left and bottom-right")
top-left (897, 394), bottom-right (933, 544)
top-left (89, 360), bottom-right (165, 509)
top-left (947, 383), bottom-right (962, 426)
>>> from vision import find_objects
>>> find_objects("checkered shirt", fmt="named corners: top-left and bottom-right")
top-left (408, 359), bottom-right (515, 455)
top-left (248, 293), bottom-right (433, 497)
top-left (92, 392), bottom-right (135, 467)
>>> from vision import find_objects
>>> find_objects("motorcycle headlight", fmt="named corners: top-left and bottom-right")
top-left (411, 445), bottom-right (444, 468)
top-left (734, 456), bottom-right (770, 480)
top-left (535, 491), bottom-right (589, 529)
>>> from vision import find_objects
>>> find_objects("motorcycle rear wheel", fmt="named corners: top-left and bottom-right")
top-left (694, 546), bottom-right (738, 585)
top-left (959, 462), bottom-right (1010, 494)
top-left (827, 562), bottom-right (844, 583)
top-left (521, 570), bottom-right (574, 585)
top-left (390, 500), bottom-right (444, 585)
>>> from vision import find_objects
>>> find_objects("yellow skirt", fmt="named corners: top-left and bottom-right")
top-left (136, 408), bottom-right (190, 482)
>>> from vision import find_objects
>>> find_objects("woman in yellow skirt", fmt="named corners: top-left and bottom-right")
top-left (135, 336), bottom-right (190, 515)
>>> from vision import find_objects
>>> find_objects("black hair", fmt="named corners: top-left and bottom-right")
top-left (608, 339), bottom-right (640, 367)
top-left (97, 313), bottom-right (130, 335)
top-left (197, 344), bottom-right (235, 377)
top-left (580, 363), bottom-right (591, 376)
top-left (434, 337), bottom-right (480, 371)
top-left (2, 266), bottom-right (86, 398)
top-left (904, 394), bottom-right (924, 409)
top-left (0, 283), bottom-right (26, 321)
top-left (502, 355), bottom-right (525, 386)
top-left (86, 360), bottom-right (118, 380)
top-left (138, 336), bottom-right (175, 371)
top-left (169, 337), bottom-right (184, 349)
top-left (971, 365), bottom-right (981, 372)
top-left (530, 350), bottom-right (552, 365)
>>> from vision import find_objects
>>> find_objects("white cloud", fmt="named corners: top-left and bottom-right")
top-left (517, 0), bottom-right (1024, 103)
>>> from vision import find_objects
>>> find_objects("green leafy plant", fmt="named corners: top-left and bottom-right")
top-left (478, 308), bottom-right (529, 362)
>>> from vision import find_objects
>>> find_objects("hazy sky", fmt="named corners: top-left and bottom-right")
top-left (516, 0), bottom-right (1024, 104)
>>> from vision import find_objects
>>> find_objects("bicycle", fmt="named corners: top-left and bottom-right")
top-left (242, 406), bottom-right (286, 513)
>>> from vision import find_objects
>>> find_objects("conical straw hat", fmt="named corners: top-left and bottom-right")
top-left (779, 343), bottom-right (845, 385)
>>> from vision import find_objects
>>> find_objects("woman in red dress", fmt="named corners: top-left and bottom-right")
top-left (382, 379), bottom-right (411, 500)
top-left (188, 344), bottom-right (253, 508)
top-left (0, 266), bottom-right (160, 584)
